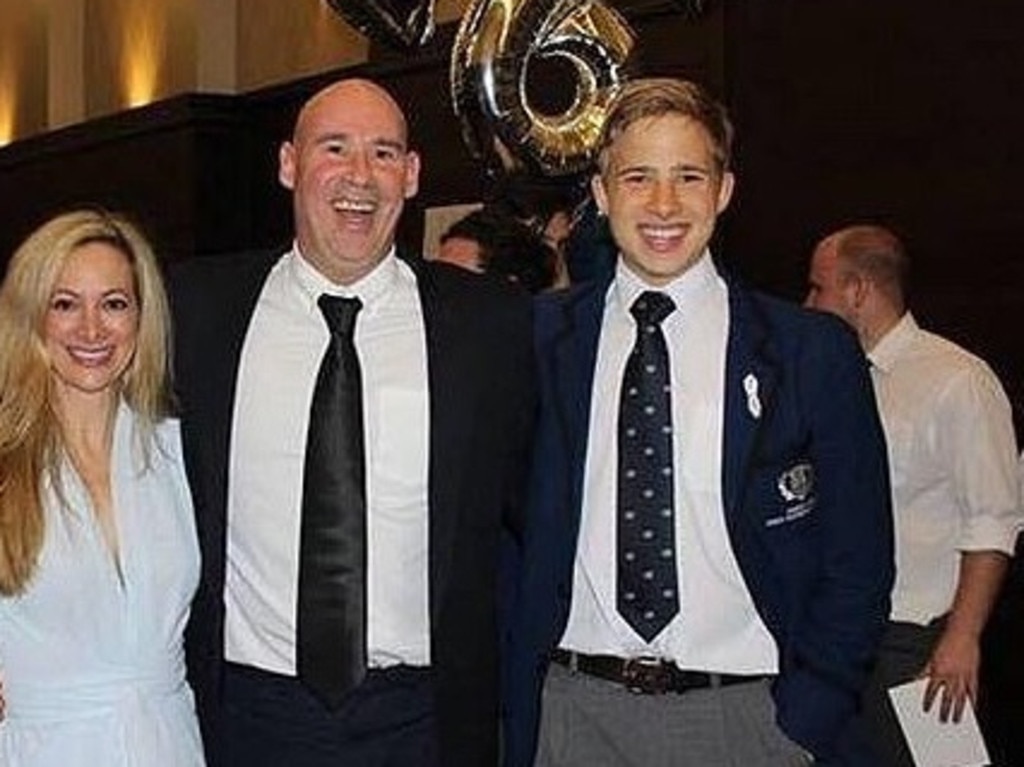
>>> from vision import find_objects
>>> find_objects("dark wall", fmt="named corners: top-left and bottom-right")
top-left (721, 0), bottom-right (1024, 431)
top-left (0, 95), bottom-right (253, 266)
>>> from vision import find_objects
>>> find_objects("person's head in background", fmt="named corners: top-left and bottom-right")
top-left (493, 175), bottom-right (584, 289)
top-left (804, 224), bottom-right (909, 352)
top-left (591, 77), bottom-right (735, 287)
top-left (431, 207), bottom-right (557, 293)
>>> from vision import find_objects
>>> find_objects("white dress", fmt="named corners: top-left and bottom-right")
top-left (0, 405), bottom-right (205, 766)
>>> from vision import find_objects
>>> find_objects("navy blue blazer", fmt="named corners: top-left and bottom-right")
top-left (503, 265), bottom-right (893, 765)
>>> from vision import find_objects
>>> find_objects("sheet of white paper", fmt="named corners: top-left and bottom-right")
top-left (888, 679), bottom-right (990, 767)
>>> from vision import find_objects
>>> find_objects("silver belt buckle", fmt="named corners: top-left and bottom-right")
top-left (622, 656), bottom-right (670, 694)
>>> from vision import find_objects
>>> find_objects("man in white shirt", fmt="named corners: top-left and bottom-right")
top-left (805, 223), bottom-right (1022, 766)
top-left (504, 78), bottom-right (893, 767)
top-left (172, 78), bottom-right (535, 767)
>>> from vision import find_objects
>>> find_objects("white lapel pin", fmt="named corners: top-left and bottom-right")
top-left (743, 373), bottom-right (762, 419)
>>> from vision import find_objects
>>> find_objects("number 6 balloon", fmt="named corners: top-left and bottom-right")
top-left (326, 0), bottom-right (711, 175)
top-left (450, 0), bottom-right (635, 176)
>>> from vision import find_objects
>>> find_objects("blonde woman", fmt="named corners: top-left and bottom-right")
top-left (0, 210), bottom-right (204, 766)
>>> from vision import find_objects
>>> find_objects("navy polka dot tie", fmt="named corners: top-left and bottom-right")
top-left (617, 290), bottom-right (678, 642)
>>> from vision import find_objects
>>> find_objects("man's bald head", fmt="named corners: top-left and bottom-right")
top-left (292, 78), bottom-right (410, 148)
top-left (805, 223), bottom-right (909, 351)
top-left (830, 225), bottom-right (908, 309)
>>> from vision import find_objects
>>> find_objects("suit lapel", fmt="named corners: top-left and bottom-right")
top-left (191, 252), bottom-right (279, 587)
top-left (721, 279), bottom-right (780, 519)
top-left (546, 277), bottom-right (609, 527)
top-left (415, 265), bottom-right (468, 624)
top-left (212, 255), bottom-right (279, 494)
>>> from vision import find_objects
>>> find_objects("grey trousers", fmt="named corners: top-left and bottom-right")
top-left (535, 662), bottom-right (812, 767)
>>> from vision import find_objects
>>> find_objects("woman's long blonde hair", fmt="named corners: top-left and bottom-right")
top-left (0, 209), bottom-right (173, 594)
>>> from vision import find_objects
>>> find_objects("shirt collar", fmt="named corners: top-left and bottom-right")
top-left (868, 312), bottom-right (918, 373)
top-left (612, 249), bottom-right (718, 321)
top-left (287, 243), bottom-right (400, 316)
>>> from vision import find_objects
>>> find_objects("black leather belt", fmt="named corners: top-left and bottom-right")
top-left (551, 649), bottom-right (769, 695)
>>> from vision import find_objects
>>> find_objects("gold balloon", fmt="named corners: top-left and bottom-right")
top-left (451, 0), bottom-right (635, 176)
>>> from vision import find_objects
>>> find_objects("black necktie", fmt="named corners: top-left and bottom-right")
top-left (617, 290), bottom-right (679, 642)
top-left (297, 294), bottom-right (366, 708)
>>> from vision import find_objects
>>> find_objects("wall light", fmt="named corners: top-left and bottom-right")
top-left (0, 108), bottom-right (13, 147)
top-left (122, 5), bottom-right (161, 108)
top-left (0, 37), bottom-right (14, 145)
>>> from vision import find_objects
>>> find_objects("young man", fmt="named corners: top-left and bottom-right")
top-left (504, 78), bottom-right (894, 766)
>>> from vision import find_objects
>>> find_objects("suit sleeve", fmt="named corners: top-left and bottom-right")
top-left (773, 319), bottom-right (895, 759)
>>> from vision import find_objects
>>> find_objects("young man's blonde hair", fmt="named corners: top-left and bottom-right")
top-left (0, 209), bottom-right (173, 594)
top-left (595, 78), bottom-right (734, 177)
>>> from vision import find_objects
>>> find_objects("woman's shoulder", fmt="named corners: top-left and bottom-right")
top-left (151, 415), bottom-right (185, 460)
top-left (118, 405), bottom-right (184, 469)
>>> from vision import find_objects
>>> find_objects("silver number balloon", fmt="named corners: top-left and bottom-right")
top-left (451, 0), bottom-right (635, 176)
top-left (326, 0), bottom-right (436, 49)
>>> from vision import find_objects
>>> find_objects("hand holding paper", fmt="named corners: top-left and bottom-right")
top-left (889, 679), bottom-right (990, 767)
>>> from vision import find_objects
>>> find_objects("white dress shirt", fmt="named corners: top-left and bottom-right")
top-left (868, 313), bottom-right (1022, 624)
top-left (560, 253), bottom-right (778, 674)
top-left (224, 247), bottom-right (431, 673)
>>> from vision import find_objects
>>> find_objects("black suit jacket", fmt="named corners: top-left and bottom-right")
top-left (169, 250), bottom-right (536, 766)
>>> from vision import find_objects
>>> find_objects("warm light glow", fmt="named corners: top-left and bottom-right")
top-left (122, 4), bottom-right (162, 108)
top-left (0, 48), bottom-right (14, 145)
top-left (0, 110), bottom-right (13, 146)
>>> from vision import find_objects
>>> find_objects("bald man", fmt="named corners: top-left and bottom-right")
top-left (806, 224), bottom-right (1022, 766)
top-left (171, 78), bottom-right (536, 767)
